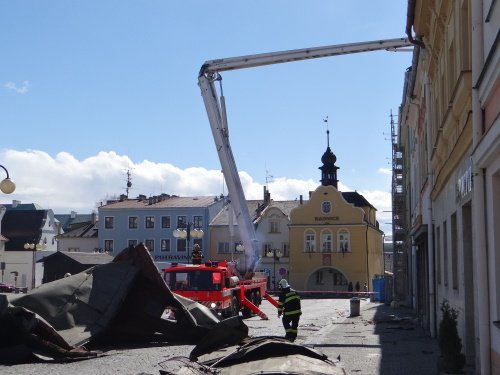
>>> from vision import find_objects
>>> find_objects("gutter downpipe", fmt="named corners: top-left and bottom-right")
top-left (407, 46), bottom-right (420, 311)
top-left (406, 0), bottom-right (425, 48)
top-left (407, 0), bottom-right (436, 339)
top-left (471, 1), bottom-right (490, 373)
top-left (405, 0), bottom-right (426, 314)
top-left (365, 224), bottom-right (370, 289)
top-left (424, 76), bottom-right (437, 338)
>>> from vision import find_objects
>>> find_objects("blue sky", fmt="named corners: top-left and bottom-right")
top-left (1, 1), bottom-right (412, 236)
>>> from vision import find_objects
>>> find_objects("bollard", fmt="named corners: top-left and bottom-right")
top-left (350, 297), bottom-right (360, 317)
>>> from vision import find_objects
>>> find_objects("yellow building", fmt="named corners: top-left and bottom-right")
top-left (288, 134), bottom-right (384, 292)
top-left (402, 1), bottom-right (499, 372)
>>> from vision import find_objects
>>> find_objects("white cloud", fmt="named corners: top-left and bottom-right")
top-left (4, 80), bottom-right (30, 94)
top-left (378, 167), bottom-right (392, 175)
top-left (0, 149), bottom-right (392, 234)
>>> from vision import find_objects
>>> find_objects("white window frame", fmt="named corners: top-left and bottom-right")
top-left (282, 242), bottom-right (289, 257)
top-left (321, 230), bottom-right (333, 253)
top-left (338, 229), bottom-right (350, 253)
top-left (145, 216), bottom-right (155, 229)
top-left (218, 242), bottom-right (230, 254)
top-left (145, 239), bottom-right (155, 252)
top-left (104, 239), bottom-right (114, 252)
top-left (104, 216), bottom-right (114, 229)
top-left (128, 216), bottom-right (138, 229)
top-left (161, 216), bottom-right (171, 228)
top-left (304, 230), bottom-right (316, 252)
top-left (270, 220), bottom-right (280, 233)
top-left (161, 239), bottom-right (170, 252)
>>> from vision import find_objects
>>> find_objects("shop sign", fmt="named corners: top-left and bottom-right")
top-left (315, 216), bottom-right (339, 221)
top-left (456, 165), bottom-right (472, 201)
top-left (154, 254), bottom-right (190, 261)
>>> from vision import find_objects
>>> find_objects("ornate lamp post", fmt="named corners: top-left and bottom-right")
top-left (233, 242), bottom-right (245, 262)
top-left (267, 248), bottom-right (282, 290)
top-left (24, 241), bottom-right (46, 289)
top-left (173, 223), bottom-right (204, 263)
top-left (0, 165), bottom-right (15, 194)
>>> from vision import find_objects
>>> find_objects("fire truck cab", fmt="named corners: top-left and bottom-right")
top-left (163, 261), bottom-right (271, 319)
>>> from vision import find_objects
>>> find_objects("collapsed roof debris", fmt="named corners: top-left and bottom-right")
top-left (0, 244), bottom-right (248, 364)
top-left (161, 336), bottom-right (342, 375)
top-left (0, 244), bottom-right (340, 373)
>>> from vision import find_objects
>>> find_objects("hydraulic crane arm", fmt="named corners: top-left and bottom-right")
top-left (199, 37), bottom-right (411, 76)
top-left (198, 37), bottom-right (412, 275)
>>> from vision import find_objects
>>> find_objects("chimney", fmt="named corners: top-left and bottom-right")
top-left (300, 195), bottom-right (303, 205)
top-left (71, 210), bottom-right (77, 219)
top-left (263, 186), bottom-right (271, 205)
top-left (12, 200), bottom-right (21, 208)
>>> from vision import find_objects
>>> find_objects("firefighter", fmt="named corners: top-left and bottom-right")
top-left (191, 244), bottom-right (202, 264)
top-left (277, 279), bottom-right (302, 342)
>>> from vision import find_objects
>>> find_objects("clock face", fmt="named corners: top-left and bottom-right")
top-left (321, 201), bottom-right (331, 214)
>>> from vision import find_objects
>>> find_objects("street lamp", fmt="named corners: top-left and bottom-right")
top-left (173, 223), bottom-right (204, 264)
top-left (0, 165), bottom-right (15, 194)
top-left (233, 242), bottom-right (245, 262)
top-left (24, 241), bottom-right (46, 289)
top-left (266, 248), bottom-right (282, 290)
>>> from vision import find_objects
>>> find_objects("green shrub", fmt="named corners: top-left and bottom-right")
top-left (438, 300), bottom-right (466, 373)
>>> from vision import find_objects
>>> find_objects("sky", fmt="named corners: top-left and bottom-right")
top-left (0, 1), bottom-right (412, 237)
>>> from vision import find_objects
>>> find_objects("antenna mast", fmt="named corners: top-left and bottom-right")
top-left (125, 169), bottom-right (132, 197)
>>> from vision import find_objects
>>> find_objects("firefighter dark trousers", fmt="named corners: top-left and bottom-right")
top-left (282, 314), bottom-right (300, 342)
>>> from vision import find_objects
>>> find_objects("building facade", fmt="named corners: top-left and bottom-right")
top-left (207, 187), bottom-right (299, 289)
top-left (56, 220), bottom-right (99, 253)
top-left (97, 194), bottom-right (226, 269)
top-left (288, 136), bottom-right (384, 292)
top-left (0, 201), bottom-right (58, 290)
top-left (401, 0), bottom-right (499, 372)
top-left (41, 251), bottom-right (112, 283)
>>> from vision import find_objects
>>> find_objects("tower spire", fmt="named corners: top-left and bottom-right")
top-left (319, 116), bottom-right (339, 188)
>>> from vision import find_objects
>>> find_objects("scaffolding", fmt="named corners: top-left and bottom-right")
top-left (391, 112), bottom-right (408, 302)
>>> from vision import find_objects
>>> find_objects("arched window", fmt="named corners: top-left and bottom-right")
top-left (321, 230), bottom-right (333, 252)
top-left (304, 230), bottom-right (316, 252)
top-left (338, 229), bottom-right (350, 253)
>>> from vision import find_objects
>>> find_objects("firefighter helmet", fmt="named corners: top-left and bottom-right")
top-left (278, 279), bottom-right (290, 289)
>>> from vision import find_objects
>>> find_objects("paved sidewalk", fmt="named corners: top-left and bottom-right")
top-left (303, 299), bottom-right (441, 375)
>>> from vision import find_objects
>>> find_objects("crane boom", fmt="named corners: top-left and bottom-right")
top-left (198, 37), bottom-right (413, 275)
top-left (199, 37), bottom-right (411, 76)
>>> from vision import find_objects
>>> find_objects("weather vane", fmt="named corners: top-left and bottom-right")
top-left (323, 116), bottom-right (330, 147)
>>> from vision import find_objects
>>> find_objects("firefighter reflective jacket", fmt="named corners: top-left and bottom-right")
top-left (278, 288), bottom-right (302, 316)
top-left (191, 250), bottom-right (202, 264)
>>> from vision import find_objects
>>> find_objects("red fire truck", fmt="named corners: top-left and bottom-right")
top-left (163, 260), bottom-right (277, 319)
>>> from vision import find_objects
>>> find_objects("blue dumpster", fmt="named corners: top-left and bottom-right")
top-left (372, 277), bottom-right (385, 302)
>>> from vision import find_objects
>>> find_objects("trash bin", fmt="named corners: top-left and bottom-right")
top-left (350, 297), bottom-right (360, 317)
